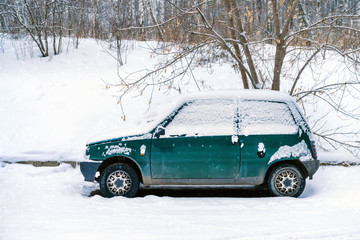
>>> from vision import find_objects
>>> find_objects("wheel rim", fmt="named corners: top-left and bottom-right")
top-left (106, 170), bottom-right (132, 195)
top-left (274, 169), bottom-right (299, 195)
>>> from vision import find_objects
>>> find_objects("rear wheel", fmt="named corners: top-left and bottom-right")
top-left (100, 163), bottom-right (139, 198)
top-left (267, 164), bottom-right (305, 198)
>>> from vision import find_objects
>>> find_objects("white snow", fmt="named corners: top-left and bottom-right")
top-left (258, 142), bottom-right (265, 152)
top-left (269, 140), bottom-right (312, 164)
top-left (164, 98), bottom-right (236, 137)
top-left (1, 163), bottom-right (360, 240)
top-left (103, 145), bottom-right (132, 156)
top-left (87, 128), bottom-right (153, 144)
top-left (231, 135), bottom-right (239, 144)
top-left (242, 124), bottom-right (298, 136)
top-left (239, 100), bottom-right (298, 136)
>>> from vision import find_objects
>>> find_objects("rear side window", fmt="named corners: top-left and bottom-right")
top-left (238, 100), bottom-right (298, 136)
top-left (165, 99), bottom-right (236, 136)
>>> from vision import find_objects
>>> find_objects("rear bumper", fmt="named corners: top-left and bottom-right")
top-left (303, 159), bottom-right (320, 179)
top-left (80, 161), bottom-right (101, 182)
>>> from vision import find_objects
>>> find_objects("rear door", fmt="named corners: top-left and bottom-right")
top-left (150, 98), bottom-right (240, 179)
top-left (238, 100), bottom-right (299, 180)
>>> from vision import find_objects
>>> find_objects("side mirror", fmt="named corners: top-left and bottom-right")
top-left (154, 126), bottom-right (165, 138)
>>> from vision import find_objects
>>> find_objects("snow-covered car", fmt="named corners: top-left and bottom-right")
top-left (80, 90), bottom-right (320, 198)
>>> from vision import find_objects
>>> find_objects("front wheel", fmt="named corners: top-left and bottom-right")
top-left (100, 163), bottom-right (139, 198)
top-left (267, 164), bottom-right (306, 198)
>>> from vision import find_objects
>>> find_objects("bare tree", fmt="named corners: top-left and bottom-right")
top-left (1, 0), bottom-right (66, 57)
top-left (111, 0), bottom-right (359, 91)
top-left (107, 0), bottom-right (360, 158)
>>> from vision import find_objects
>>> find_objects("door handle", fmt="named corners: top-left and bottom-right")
top-left (257, 151), bottom-right (266, 158)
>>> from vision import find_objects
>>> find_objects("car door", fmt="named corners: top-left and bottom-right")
top-left (237, 100), bottom-right (299, 180)
top-left (150, 98), bottom-right (240, 179)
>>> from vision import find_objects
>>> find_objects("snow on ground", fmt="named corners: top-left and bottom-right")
top-left (0, 37), bottom-right (358, 163)
top-left (0, 38), bottom-right (141, 162)
top-left (0, 163), bottom-right (359, 240)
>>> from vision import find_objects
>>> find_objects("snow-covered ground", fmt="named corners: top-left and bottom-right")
top-left (0, 163), bottom-right (359, 240)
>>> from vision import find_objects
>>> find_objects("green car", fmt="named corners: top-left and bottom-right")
top-left (80, 90), bottom-right (320, 198)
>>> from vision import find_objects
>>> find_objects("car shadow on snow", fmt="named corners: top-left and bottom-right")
top-left (88, 186), bottom-right (272, 198)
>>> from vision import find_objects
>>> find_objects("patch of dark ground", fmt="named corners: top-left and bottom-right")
top-left (320, 161), bottom-right (360, 167)
top-left (2, 160), bottom-right (78, 168)
top-left (89, 186), bottom-right (272, 198)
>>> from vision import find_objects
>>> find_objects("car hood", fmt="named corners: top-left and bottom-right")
top-left (87, 124), bottom-right (154, 145)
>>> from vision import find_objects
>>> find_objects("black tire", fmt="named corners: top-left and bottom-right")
top-left (100, 163), bottom-right (139, 198)
top-left (267, 164), bottom-right (306, 198)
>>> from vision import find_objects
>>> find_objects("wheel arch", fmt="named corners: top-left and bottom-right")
top-left (264, 159), bottom-right (309, 183)
top-left (97, 156), bottom-right (144, 184)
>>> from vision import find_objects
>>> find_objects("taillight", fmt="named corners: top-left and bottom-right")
top-left (310, 141), bottom-right (317, 159)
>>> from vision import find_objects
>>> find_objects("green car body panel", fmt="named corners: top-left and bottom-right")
top-left (239, 134), bottom-right (312, 184)
top-left (80, 90), bottom-right (320, 192)
top-left (83, 136), bottom-right (153, 184)
top-left (151, 135), bottom-right (240, 179)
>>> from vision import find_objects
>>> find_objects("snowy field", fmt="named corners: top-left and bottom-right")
top-left (1, 163), bottom-right (360, 240)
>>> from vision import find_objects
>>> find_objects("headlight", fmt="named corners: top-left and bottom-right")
top-left (85, 146), bottom-right (90, 156)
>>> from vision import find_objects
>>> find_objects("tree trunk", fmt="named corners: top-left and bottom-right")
top-left (223, 0), bottom-right (249, 89)
top-left (145, 0), bottom-right (164, 41)
top-left (92, 0), bottom-right (97, 38)
top-left (272, 43), bottom-right (285, 91)
top-left (271, 0), bottom-right (300, 90)
top-left (44, 0), bottom-right (49, 57)
top-left (230, 0), bottom-right (259, 88)
top-left (138, 0), bottom-right (145, 40)
top-left (52, 0), bottom-right (57, 55)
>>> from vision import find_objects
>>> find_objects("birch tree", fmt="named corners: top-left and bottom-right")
top-left (145, 0), bottom-right (163, 41)
top-left (138, 0), bottom-right (145, 40)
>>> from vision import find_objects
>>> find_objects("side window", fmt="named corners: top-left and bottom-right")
top-left (164, 99), bottom-right (236, 137)
top-left (239, 100), bottom-right (298, 135)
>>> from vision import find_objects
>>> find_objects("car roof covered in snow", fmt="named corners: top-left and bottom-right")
top-left (87, 90), bottom-right (296, 145)
top-left (173, 89), bottom-right (294, 103)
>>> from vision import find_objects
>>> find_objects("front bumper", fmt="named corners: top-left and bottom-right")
top-left (303, 159), bottom-right (320, 179)
top-left (80, 161), bottom-right (101, 182)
